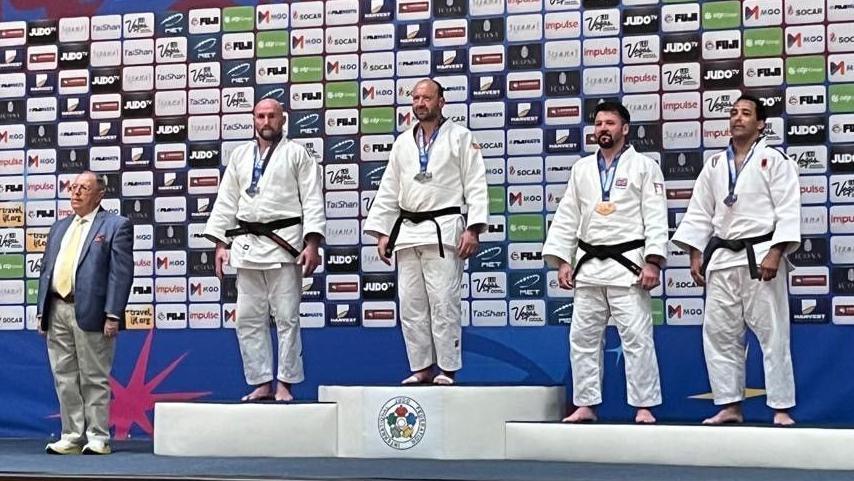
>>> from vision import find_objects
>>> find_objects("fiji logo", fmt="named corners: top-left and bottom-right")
top-left (378, 396), bottom-right (427, 450)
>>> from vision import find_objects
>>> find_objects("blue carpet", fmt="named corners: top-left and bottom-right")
top-left (0, 439), bottom-right (851, 481)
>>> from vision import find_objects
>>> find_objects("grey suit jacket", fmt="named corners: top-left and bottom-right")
top-left (37, 208), bottom-right (134, 332)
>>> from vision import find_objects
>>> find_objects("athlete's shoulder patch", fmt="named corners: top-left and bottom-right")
top-left (769, 146), bottom-right (794, 162)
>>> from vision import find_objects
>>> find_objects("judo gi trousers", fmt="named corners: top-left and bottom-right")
top-left (570, 285), bottom-right (662, 407)
top-left (704, 265), bottom-right (795, 409)
top-left (235, 265), bottom-right (304, 385)
top-left (397, 244), bottom-right (464, 372)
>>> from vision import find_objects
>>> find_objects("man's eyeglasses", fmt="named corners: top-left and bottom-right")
top-left (69, 184), bottom-right (94, 193)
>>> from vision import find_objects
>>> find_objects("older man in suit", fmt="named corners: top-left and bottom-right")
top-left (37, 171), bottom-right (133, 455)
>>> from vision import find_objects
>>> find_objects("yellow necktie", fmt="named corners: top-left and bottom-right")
top-left (54, 218), bottom-right (87, 297)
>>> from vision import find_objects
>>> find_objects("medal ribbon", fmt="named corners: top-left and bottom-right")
top-left (248, 135), bottom-right (282, 194)
top-left (416, 119), bottom-right (444, 173)
top-left (597, 144), bottom-right (630, 202)
top-left (725, 137), bottom-right (763, 203)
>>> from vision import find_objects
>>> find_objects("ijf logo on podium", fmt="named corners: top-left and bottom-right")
top-left (378, 396), bottom-right (427, 450)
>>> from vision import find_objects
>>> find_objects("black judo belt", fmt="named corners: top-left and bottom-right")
top-left (701, 231), bottom-right (775, 280)
top-left (225, 217), bottom-right (302, 258)
top-left (573, 239), bottom-right (646, 280)
top-left (386, 207), bottom-right (462, 258)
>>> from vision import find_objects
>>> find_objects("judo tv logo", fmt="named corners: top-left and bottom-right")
top-left (378, 396), bottom-right (426, 450)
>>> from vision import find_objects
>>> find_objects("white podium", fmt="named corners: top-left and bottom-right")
top-left (319, 385), bottom-right (564, 460)
top-left (153, 402), bottom-right (338, 457)
top-left (505, 422), bottom-right (854, 470)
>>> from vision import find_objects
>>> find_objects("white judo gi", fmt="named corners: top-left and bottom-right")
top-left (672, 137), bottom-right (800, 409)
top-left (543, 146), bottom-right (668, 407)
top-left (204, 139), bottom-right (325, 386)
top-left (364, 120), bottom-right (488, 372)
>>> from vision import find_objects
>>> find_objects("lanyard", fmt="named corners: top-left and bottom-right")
top-left (597, 144), bottom-right (629, 201)
top-left (725, 137), bottom-right (762, 201)
top-left (416, 119), bottom-right (444, 173)
top-left (248, 136), bottom-right (282, 194)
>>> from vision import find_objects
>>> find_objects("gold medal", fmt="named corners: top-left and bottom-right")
top-left (595, 201), bottom-right (616, 216)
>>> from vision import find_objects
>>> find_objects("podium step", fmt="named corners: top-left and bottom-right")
top-left (153, 402), bottom-right (337, 457)
top-left (319, 385), bottom-right (564, 460)
top-left (506, 422), bottom-right (854, 470)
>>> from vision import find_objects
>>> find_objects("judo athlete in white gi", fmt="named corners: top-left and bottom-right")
top-left (204, 99), bottom-right (325, 402)
top-left (672, 95), bottom-right (800, 426)
top-left (364, 79), bottom-right (488, 385)
top-left (543, 102), bottom-right (668, 424)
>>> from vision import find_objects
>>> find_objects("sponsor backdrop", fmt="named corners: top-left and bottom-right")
top-left (0, 0), bottom-right (853, 438)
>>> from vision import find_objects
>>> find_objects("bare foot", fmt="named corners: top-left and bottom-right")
top-left (241, 383), bottom-right (273, 402)
top-left (635, 408), bottom-right (656, 424)
top-left (401, 367), bottom-right (433, 385)
top-left (562, 406), bottom-right (598, 423)
top-left (275, 381), bottom-right (294, 401)
top-left (774, 411), bottom-right (795, 426)
top-left (703, 406), bottom-right (743, 425)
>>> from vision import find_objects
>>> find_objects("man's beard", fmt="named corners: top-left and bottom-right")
top-left (597, 133), bottom-right (615, 149)
top-left (414, 108), bottom-right (438, 121)
top-left (257, 126), bottom-right (282, 141)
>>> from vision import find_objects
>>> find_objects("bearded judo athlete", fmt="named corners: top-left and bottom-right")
top-left (364, 79), bottom-right (488, 385)
top-left (543, 101), bottom-right (668, 423)
top-left (205, 99), bottom-right (325, 402)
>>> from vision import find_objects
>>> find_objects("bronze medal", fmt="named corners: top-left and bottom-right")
top-left (595, 201), bottom-right (616, 216)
